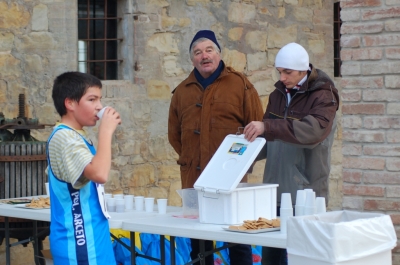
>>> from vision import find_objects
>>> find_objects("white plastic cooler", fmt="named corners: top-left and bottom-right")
top-left (194, 134), bottom-right (278, 224)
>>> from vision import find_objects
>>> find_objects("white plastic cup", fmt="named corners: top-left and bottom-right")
top-left (107, 198), bottom-right (116, 212)
top-left (295, 205), bottom-right (305, 217)
top-left (115, 198), bottom-right (125, 213)
top-left (145, 197), bottom-right (154, 213)
top-left (295, 190), bottom-right (306, 206)
top-left (303, 191), bottom-right (315, 215)
top-left (279, 208), bottom-right (293, 234)
top-left (312, 192), bottom-right (316, 213)
top-left (45, 182), bottom-right (49, 196)
top-left (135, 196), bottom-right (144, 211)
top-left (295, 190), bottom-right (306, 216)
top-left (113, 194), bottom-right (124, 200)
top-left (157, 199), bottom-right (168, 214)
top-left (124, 195), bottom-right (134, 210)
top-left (97, 106), bottom-right (109, 119)
top-left (281, 193), bottom-right (292, 208)
top-left (315, 197), bottom-right (327, 214)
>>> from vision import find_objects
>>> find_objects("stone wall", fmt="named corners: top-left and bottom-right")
top-left (340, 0), bottom-right (400, 262)
top-left (0, 0), bottom-right (340, 264)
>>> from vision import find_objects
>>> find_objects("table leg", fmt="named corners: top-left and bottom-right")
top-left (170, 236), bottom-right (176, 265)
top-left (199, 239), bottom-right (205, 265)
top-left (160, 235), bottom-right (165, 265)
top-left (33, 220), bottom-right (41, 265)
top-left (5, 217), bottom-right (10, 265)
top-left (130, 231), bottom-right (136, 265)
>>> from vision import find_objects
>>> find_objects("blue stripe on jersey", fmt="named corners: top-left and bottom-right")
top-left (68, 185), bottom-right (89, 264)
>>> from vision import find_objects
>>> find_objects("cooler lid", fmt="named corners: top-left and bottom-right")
top-left (194, 134), bottom-right (266, 194)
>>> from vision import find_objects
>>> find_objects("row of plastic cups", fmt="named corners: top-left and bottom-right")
top-left (295, 189), bottom-right (326, 216)
top-left (105, 194), bottom-right (167, 214)
top-left (280, 191), bottom-right (327, 233)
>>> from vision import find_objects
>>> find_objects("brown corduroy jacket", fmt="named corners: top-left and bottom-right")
top-left (168, 64), bottom-right (264, 189)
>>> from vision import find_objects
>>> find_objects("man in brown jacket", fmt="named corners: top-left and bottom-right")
top-left (168, 30), bottom-right (264, 265)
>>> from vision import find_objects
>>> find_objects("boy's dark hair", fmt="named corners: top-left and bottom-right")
top-left (52, 72), bottom-right (102, 116)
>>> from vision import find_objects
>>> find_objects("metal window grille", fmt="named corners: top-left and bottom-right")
top-left (78, 0), bottom-right (123, 80)
top-left (334, 2), bottom-right (342, 77)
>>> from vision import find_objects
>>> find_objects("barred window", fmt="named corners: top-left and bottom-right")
top-left (334, 2), bottom-right (342, 77)
top-left (78, 0), bottom-right (123, 80)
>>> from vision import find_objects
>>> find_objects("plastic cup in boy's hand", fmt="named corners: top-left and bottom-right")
top-left (97, 106), bottom-right (109, 119)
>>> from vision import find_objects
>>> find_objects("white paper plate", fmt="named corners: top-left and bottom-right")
top-left (15, 205), bottom-right (50, 210)
top-left (222, 226), bottom-right (280, 234)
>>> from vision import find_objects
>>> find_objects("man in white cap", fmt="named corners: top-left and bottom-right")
top-left (244, 42), bottom-right (339, 265)
top-left (168, 30), bottom-right (264, 265)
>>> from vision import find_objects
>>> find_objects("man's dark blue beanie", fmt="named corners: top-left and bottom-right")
top-left (189, 30), bottom-right (221, 52)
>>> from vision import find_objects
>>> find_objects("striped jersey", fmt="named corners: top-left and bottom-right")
top-left (47, 124), bottom-right (115, 265)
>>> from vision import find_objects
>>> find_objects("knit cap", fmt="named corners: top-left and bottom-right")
top-left (189, 30), bottom-right (221, 52)
top-left (275, 43), bottom-right (309, 71)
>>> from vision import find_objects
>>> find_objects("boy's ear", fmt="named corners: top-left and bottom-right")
top-left (65, 98), bottom-right (75, 111)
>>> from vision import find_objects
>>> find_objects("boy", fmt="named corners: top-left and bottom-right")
top-left (47, 72), bottom-right (121, 264)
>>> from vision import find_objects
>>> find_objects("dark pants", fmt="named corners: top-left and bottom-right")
top-left (261, 247), bottom-right (287, 265)
top-left (261, 206), bottom-right (288, 265)
top-left (190, 239), bottom-right (253, 265)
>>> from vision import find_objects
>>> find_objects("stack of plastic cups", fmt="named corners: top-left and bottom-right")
top-left (280, 193), bottom-right (293, 234)
top-left (315, 197), bottom-right (327, 214)
top-left (304, 190), bottom-right (315, 215)
top-left (295, 190), bottom-right (306, 216)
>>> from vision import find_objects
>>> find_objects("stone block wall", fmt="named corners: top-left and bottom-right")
top-left (340, 0), bottom-right (400, 262)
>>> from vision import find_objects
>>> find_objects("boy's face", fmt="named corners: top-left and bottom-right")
top-left (69, 86), bottom-right (102, 129)
top-left (276, 67), bottom-right (307, 89)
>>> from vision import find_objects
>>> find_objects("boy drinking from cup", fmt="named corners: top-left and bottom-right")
top-left (47, 72), bottom-right (121, 264)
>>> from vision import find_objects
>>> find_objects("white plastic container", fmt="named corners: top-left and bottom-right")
top-left (287, 211), bottom-right (397, 265)
top-left (194, 134), bottom-right (278, 224)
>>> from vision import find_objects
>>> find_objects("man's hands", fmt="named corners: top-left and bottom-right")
top-left (244, 121), bottom-right (265, 142)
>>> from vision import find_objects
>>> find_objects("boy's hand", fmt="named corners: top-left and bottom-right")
top-left (244, 121), bottom-right (264, 142)
top-left (99, 107), bottom-right (122, 133)
top-left (87, 107), bottom-right (121, 184)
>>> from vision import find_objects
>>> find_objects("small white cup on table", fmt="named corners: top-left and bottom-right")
top-left (157, 199), bottom-right (168, 214)
top-left (113, 194), bottom-right (124, 200)
top-left (124, 195), bottom-right (134, 210)
top-left (135, 196), bottom-right (144, 211)
top-left (115, 198), bottom-right (125, 212)
top-left (145, 197), bottom-right (154, 213)
top-left (107, 198), bottom-right (116, 212)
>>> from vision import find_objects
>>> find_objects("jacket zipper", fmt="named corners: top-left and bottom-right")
top-left (281, 89), bottom-right (306, 119)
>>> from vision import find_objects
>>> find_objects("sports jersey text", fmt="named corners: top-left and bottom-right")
top-left (71, 192), bottom-right (86, 246)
